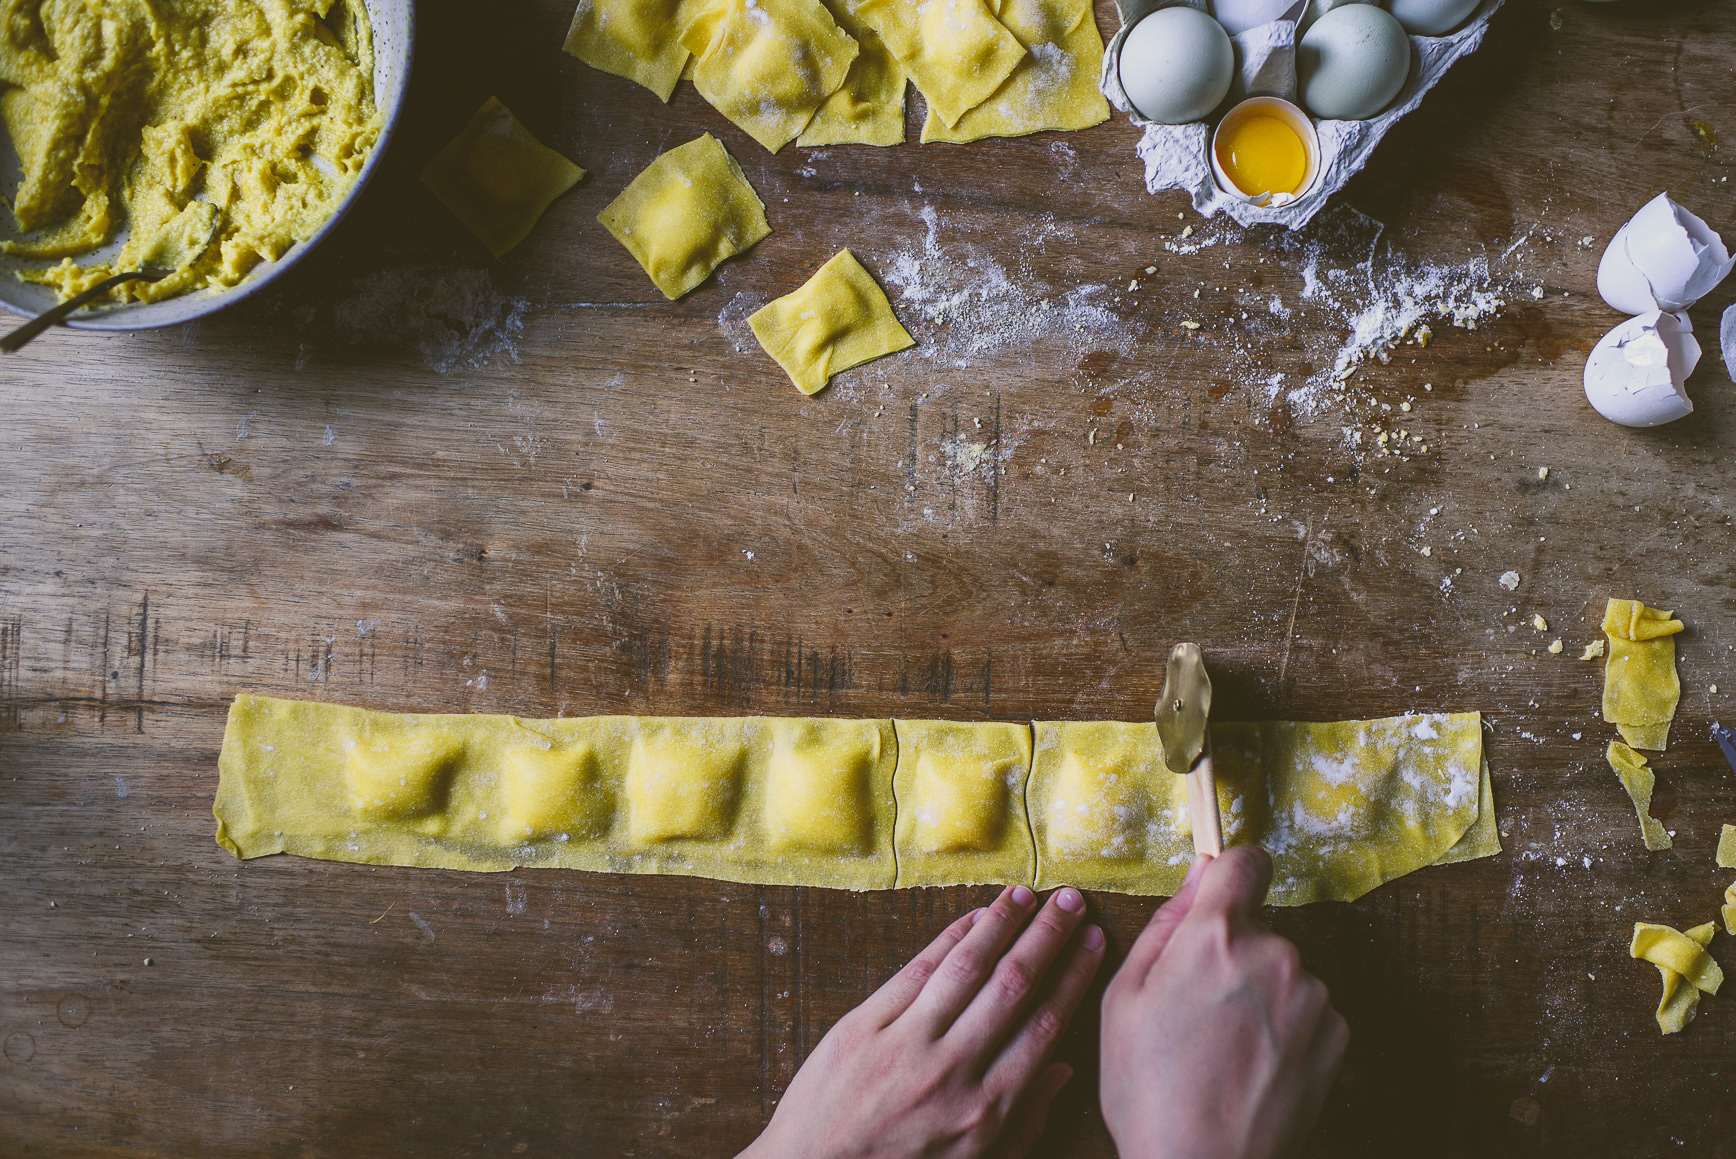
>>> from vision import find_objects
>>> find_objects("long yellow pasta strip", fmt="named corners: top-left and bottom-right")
top-left (215, 696), bottom-right (1498, 902)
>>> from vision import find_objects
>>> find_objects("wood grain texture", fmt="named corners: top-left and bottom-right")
top-left (5, 0), bottom-right (1736, 1154)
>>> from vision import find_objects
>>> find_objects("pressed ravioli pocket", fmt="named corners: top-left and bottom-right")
top-left (682, 0), bottom-right (860, 153)
top-left (893, 719), bottom-right (1035, 887)
top-left (216, 697), bottom-right (1496, 901)
top-left (919, 0), bottom-right (1108, 143)
top-left (562, 0), bottom-right (692, 101)
top-left (798, 0), bottom-right (908, 146)
top-left (854, 0), bottom-right (1028, 127)
top-left (599, 134), bottom-right (772, 299)
top-left (421, 97), bottom-right (585, 258)
top-left (749, 249), bottom-right (914, 394)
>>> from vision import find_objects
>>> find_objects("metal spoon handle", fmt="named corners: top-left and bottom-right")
top-left (2, 269), bottom-right (169, 353)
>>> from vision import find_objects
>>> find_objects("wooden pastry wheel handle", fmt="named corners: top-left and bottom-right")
top-left (1187, 752), bottom-right (1224, 858)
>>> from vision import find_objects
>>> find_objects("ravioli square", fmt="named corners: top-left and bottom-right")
top-left (563, 0), bottom-right (691, 102)
top-left (761, 719), bottom-right (878, 853)
top-left (797, 3), bottom-right (907, 147)
top-left (599, 133), bottom-right (772, 299)
top-left (893, 720), bottom-right (1035, 887)
top-left (684, 0), bottom-right (860, 153)
top-left (495, 741), bottom-right (613, 843)
top-left (346, 726), bottom-right (465, 821)
top-left (749, 249), bottom-right (914, 394)
top-left (853, 0), bottom-right (1027, 128)
top-left (919, 0), bottom-right (1108, 143)
top-left (623, 721), bottom-right (746, 844)
top-left (421, 98), bottom-right (585, 258)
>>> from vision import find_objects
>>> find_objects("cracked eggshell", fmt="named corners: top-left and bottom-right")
top-left (1583, 310), bottom-right (1701, 428)
top-left (1597, 193), bottom-right (1736, 314)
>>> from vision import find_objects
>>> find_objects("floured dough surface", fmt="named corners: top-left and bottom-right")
top-left (598, 134), bottom-right (771, 299)
top-left (799, 0), bottom-right (908, 146)
top-left (749, 249), bottom-right (914, 393)
top-left (893, 719), bottom-right (1035, 887)
top-left (421, 98), bottom-right (585, 258)
top-left (217, 697), bottom-right (1499, 900)
top-left (920, 0), bottom-right (1108, 143)
top-left (1029, 713), bottom-right (1493, 902)
top-left (1602, 598), bottom-right (1683, 752)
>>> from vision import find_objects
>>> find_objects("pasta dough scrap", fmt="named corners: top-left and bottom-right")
top-left (893, 719), bottom-right (1035, 887)
top-left (920, 0), bottom-right (1108, 143)
top-left (798, 0), bottom-right (908, 146)
top-left (1606, 740), bottom-right (1672, 851)
top-left (749, 249), bottom-right (915, 394)
top-left (853, 0), bottom-right (1027, 128)
top-left (598, 134), bottom-right (772, 299)
top-left (1718, 824), bottom-right (1736, 869)
top-left (1602, 598), bottom-right (1684, 752)
top-left (680, 0), bottom-right (860, 153)
top-left (1030, 713), bottom-right (1492, 902)
top-left (1631, 920), bottom-right (1722, 1034)
top-left (421, 98), bottom-right (585, 258)
top-left (1723, 881), bottom-right (1736, 937)
top-left (563, 0), bottom-right (691, 102)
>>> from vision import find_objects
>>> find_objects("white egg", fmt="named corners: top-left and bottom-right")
top-left (1298, 5), bottom-right (1411, 120)
top-left (1387, 0), bottom-right (1481, 36)
top-left (1299, 0), bottom-right (1372, 33)
top-left (1597, 192), bottom-right (1735, 315)
top-left (1583, 310), bottom-right (1701, 428)
top-left (1119, 6), bottom-right (1235, 124)
top-left (1212, 0), bottom-right (1294, 35)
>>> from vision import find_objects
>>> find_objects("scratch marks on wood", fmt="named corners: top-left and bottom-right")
top-left (698, 626), bottom-right (761, 708)
top-left (0, 613), bottom-right (20, 731)
top-left (133, 593), bottom-right (148, 732)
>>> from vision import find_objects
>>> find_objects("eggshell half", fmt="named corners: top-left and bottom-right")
top-left (1583, 310), bottom-right (1701, 428)
top-left (1597, 193), bottom-right (1736, 314)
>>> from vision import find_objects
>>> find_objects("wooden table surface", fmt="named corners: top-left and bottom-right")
top-left (6, 1), bottom-right (1736, 1154)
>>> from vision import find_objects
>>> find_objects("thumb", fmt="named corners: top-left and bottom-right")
top-left (1186, 843), bottom-right (1273, 926)
top-left (1117, 854), bottom-right (1212, 984)
top-left (989, 1062), bottom-right (1073, 1159)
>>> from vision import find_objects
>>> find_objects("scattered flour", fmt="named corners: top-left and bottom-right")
top-left (323, 265), bottom-right (531, 373)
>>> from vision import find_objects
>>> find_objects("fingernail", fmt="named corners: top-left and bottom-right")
top-left (1011, 885), bottom-right (1035, 907)
top-left (1055, 887), bottom-right (1085, 914)
top-left (970, 907), bottom-right (986, 925)
top-left (1082, 925), bottom-right (1105, 951)
top-left (1184, 855), bottom-right (1211, 885)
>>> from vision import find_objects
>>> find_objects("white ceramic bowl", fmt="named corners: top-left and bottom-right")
top-left (0, 0), bottom-right (414, 332)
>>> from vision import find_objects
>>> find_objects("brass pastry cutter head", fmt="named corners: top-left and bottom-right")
top-left (1154, 642), bottom-right (1223, 857)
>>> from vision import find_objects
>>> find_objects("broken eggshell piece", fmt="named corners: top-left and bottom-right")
top-left (1597, 193), bottom-right (1736, 315)
top-left (1583, 310), bottom-right (1701, 428)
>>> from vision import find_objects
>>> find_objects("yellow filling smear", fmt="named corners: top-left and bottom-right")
top-left (1601, 598), bottom-right (1684, 751)
top-left (0, 0), bottom-right (381, 303)
top-left (1631, 921), bottom-right (1722, 1034)
top-left (597, 133), bottom-right (771, 300)
top-left (215, 697), bottom-right (1500, 901)
top-left (421, 98), bottom-right (584, 259)
top-left (748, 248), bottom-right (915, 394)
top-left (1606, 740), bottom-right (1671, 851)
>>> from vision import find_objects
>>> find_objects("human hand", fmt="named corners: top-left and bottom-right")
top-left (739, 884), bottom-right (1106, 1159)
top-left (1099, 846), bottom-right (1348, 1159)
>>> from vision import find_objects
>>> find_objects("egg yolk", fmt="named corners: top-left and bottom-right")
top-left (1216, 114), bottom-right (1307, 197)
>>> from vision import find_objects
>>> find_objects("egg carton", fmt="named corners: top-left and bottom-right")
top-left (1101, 0), bottom-right (1501, 230)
